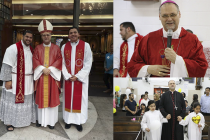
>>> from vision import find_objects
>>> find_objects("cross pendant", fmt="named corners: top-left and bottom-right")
top-left (175, 106), bottom-right (178, 110)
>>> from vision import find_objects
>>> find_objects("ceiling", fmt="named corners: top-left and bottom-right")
top-left (12, 0), bottom-right (113, 36)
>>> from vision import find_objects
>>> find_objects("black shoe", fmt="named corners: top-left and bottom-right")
top-left (36, 121), bottom-right (41, 127)
top-left (76, 125), bottom-right (83, 132)
top-left (48, 125), bottom-right (54, 129)
top-left (65, 123), bottom-right (71, 129)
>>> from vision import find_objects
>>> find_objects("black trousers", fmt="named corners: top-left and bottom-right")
top-left (103, 73), bottom-right (113, 89)
top-left (201, 111), bottom-right (210, 116)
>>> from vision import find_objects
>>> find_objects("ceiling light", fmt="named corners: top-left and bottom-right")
top-left (26, 10), bottom-right (28, 11)
top-left (31, 14), bottom-right (33, 16)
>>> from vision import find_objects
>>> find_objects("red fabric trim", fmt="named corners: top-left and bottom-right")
top-left (43, 19), bottom-right (47, 31)
top-left (15, 41), bottom-right (25, 103)
top-left (64, 41), bottom-right (85, 113)
top-left (40, 30), bottom-right (52, 34)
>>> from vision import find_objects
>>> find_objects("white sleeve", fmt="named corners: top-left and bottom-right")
top-left (159, 111), bottom-right (168, 123)
top-left (75, 42), bottom-right (92, 83)
top-left (137, 65), bottom-right (151, 77)
top-left (170, 55), bottom-right (188, 77)
top-left (179, 115), bottom-right (190, 126)
top-left (199, 114), bottom-right (205, 130)
top-left (141, 114), bottom-right (148, 132)
top-left (61, 44), bottom-right (72, 80)
top-left (48, 66), bottom-right (61, 81)
top-left (2, 44), bottom-right (17, 67)
top-left (34, 65), bottom-right (45, 80)
top-left (113, 43), bottom-right (121, 69)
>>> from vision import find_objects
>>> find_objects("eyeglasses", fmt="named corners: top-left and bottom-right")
top-left (161, 13), bottom-right (177, 19)
top-left (42, 34), bottom-right (51, 37)
top-left (69, 31), bottom-right (78, 34)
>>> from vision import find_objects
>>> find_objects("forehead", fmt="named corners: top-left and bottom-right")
top-left (205, 88), bottom-right (210, 90)
top-left (41, 32), bottom-right (51, 35)
top-left (25, 33), bottom-right (33, 37)
top-left (69, 28), bottom-right (78, 33)
top-left (160, 3), bottom-right (178, 14)
top-left (169, 80), bottom-right (175, 84)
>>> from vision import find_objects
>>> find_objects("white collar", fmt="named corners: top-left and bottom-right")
top-left (21, 40), bottom-right (30, 50)
top-left (163, 27), bottom-right (181, 39)
top-left (43, 42), bottom-right (51, 47)
top-left (71, 39), bottom-right (79, 45)
top-left (127, 34), bottom-right (137, 42)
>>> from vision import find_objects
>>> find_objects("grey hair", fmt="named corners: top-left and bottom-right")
top-left (159, 2), bottom-right (180, 14)
top-left (168, 80), bottom-right (175, 85)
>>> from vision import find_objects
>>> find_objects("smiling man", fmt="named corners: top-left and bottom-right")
top-left (61, 27), bottom-right (92, 132)
top-left (127, 0), bottom-right (208, 77)
top-left (33, 19), bottom-right (62, 129)
top-left (0, 30), bottom-right (36, 131)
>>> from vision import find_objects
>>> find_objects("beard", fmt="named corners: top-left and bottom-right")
top-left (166, 22), bottom-right (175, 30)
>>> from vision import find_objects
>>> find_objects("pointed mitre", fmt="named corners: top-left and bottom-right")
top-left (38, 19), bottom-right (53, 33)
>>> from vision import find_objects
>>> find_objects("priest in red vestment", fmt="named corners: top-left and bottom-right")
top-left (127, 1), bottom-right (208, 77)
top-left (114, 22), bottom-right (143, 77)
top-left (33, 19), bottom-right (62, 129)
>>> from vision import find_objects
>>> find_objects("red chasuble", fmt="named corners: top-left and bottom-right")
top-left (64, 40), bottom-right (85, 113)
top-left (127, 28), bottom-right (208, 77)
top-left (33, 43), bottom-right (62, 108)
top-left (15, 41), bottom-right (33, 103)
top-left (119, 33), bottom-right (143, 77)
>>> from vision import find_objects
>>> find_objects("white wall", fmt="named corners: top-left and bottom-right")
top-left (114, 0), bottom-right (210, 49)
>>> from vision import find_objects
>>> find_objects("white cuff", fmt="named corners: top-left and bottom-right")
top-left (170, 55), bottom-right (188, 77)
top-left (34, 66), bottom-right (45, 80)
top-left (48, 66), bottom-right (61, 81)
top-left (137, 65), bottom-right (151, 77)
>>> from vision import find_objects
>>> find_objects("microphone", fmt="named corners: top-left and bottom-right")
top-left (167, 29), bottom-right (173, 48)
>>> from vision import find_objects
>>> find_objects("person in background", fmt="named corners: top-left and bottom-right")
top-left (137, 103), bottom-right (146, 116)
top-left (139, 94), bottom-right (145, 109)
top-left (190, 94), bottom-right (199, 113)
top-left (145, 91), bottom-right (150, 100)
top-left (103, 44), bottom-right (113, 94)
top-left (154, 94), bottom-right (160, 110)
top-left (182, 92), bottom-right (186, 100)
top-left (125, 93), bottom-right (137, 116)
top-left (120, 94), bottom-right (127, 112)
top-left (157, 92), bottom-right (162, 99)
top-left (140, 94), bottom-right (149, 107)
top-left (115, 92), bottom-right (120, 107)
top-left (185, 100), bottom-right (190, 115)
top-left (200, 87), bottom-right (210, 116)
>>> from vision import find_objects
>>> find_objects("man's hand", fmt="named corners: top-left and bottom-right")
top-left (43, 68), bottom-right (51, 75)
top-left (147, 65), bottom-right (170, 76)
top-left (177, 116), bottom-right (182, 122)
top-left (166, 114), bottom-right (171, 120)
top-left (145, 128), bottom-right (150, 132)
top-left (105, 68), bottom-right (108, 71)
top-left (5, 81), bottom-right (12, 90)
top-left (131, 111), bottom-right (135, 115)
top-left (113, 69), bottom-right (120, 77)
top-left (198, 124), bottom-right (202, 128)
top-left (164, 48), bottom-right (176, 64)
top-left (69, 75), bottom-right (78, 82)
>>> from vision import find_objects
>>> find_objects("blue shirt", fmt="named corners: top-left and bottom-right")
top-left (104, 53), bottom-right (113, 74)
top-left (125, 100), bottom-right (137, 115)
top-left (200, 94), bottom-right (210, 113)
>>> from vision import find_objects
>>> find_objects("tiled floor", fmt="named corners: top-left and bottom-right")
top-left (0, 91), bottom-right (113, 140)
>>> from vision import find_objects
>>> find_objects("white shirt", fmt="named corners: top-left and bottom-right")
top-left (137, 27), bottom-right (188, 77)
top-left (114, 34), bottom-right (138, 77)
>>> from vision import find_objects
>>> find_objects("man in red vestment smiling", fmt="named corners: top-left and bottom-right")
top-left (127, 0), bottom-right (208, 77)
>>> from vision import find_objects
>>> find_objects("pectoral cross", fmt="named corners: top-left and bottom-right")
top-left (175, 106), bottom-right (178, 110)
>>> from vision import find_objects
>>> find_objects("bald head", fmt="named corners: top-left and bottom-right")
top-left (168, 80), bottom-right (176, 91)
top-left (159, 2), bottom-right (179, 14)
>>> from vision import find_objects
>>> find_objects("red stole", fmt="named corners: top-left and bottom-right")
top-left (119, 33), bottom-right (143, 77)
top-left (15, 41), bottom-right (33, 103)
top-left (64, 40), bottom-right (85, 113)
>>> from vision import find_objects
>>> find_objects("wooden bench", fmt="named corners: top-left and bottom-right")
top-left (202, 116), bottom-right (210, 140)
top-left (114, 116), bottom-right (143, 140)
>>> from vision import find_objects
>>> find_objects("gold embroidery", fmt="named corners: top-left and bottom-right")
top-left (16, 48), bottom-right (24, 102)
top-left (136, 40), bottom-right (140, 49)
top-left (64, 50), bottom-right (71, 73)
top-left (65, 108), bottom-right (81, 113)
top-left (43, 47), bottom-right (50, 108)
top-left (120, 44), bottom-right (128, 77)
top-left (75, 49), bottom-right (84, 74)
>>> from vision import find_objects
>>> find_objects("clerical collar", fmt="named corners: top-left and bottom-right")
top-left (21, 40), bottom-right (30, 50)
top-left (43, 42), bottom-right (51, 47)
top-left (126, 34), bottom-right (137, 42)
top-left (163, 27), bottom-right (181, 39)
top-left (71, 39), bottom-right (79, 44)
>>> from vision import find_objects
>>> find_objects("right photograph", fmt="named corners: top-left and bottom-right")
top-left (113, 0), bottom-right (210, 78)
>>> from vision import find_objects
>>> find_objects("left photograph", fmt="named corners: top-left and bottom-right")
top-left (0, 0), bottom-right (113, 140)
